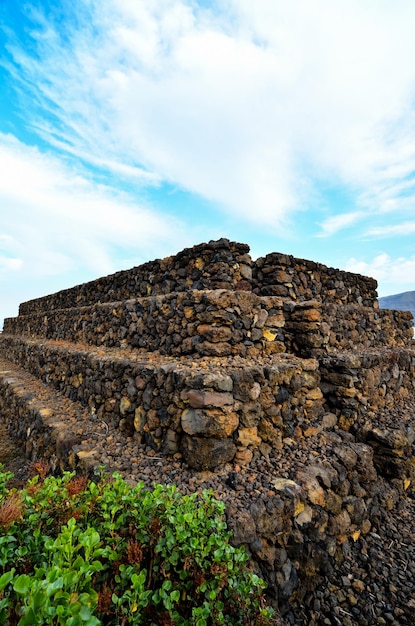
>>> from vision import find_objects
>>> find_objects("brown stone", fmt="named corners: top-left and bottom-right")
top-left (253, 309), bottom-right (269, 328)
top-left (181, 407), bottom-right (238, 437)
top-left (250, 498), bottom-right (286, 535)
top-left (146, 409), bottom-right (159, 430)
top-left (266, 313), bottom-right (285, 327)
top-left (119, 396), bottom-right (132, 415)
top-left (295, 505), bottom-right (313, 526)
top-left (298, 308), bottom-right (321, 322)
top-left (275, 270), bottom-right (292, 283)
top-left (181, 389), bottom-right (234, 408)
top-left (162, 428), bottom-right (179, 454)
top-left (335, 445), bottom-right (358, 470)
top-left (324, 490), bottom-right (343, 515)
top-left (251, 537), bottom-right (276, 566)
top-left (181, 435), bottom-right (236, 469)
top-left (352, 579), bottom-right (365, 594)
top-left (196, 324), bottom-right (232, 343)
top-left (301, 475), bottom-right (326, 506)
top-left (237, 426), bottom-right (261, 447)
top-left (249, 382), bottom-right (261, 400)
top-left (303, 426), bottom-right (320, 438)
top-left (258, 418), bottom-right (281, 444)
top-left (226, 508), bottom-right (257, 544)
top-left (196, 372), bottom-right (233, 392)
top-left (196, 341), bottom-right (231, 356)
top-left (134, 407), bottom-right (145, 432)
top-left (321, 413), bottom-right (337, 430)
top-left (234, 446), bottom-right (253, 465)
top-left (305, 387), bottom-right (323, 402)
top-left (369, 427), bottom-right (409, 450)
top-left (273, 478), bottom-right (301, 494)
top-left (329, 509), bottom-right (351, 537)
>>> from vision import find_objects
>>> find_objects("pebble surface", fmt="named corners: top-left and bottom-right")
top-left (1, 355), bottom-right (415, 625)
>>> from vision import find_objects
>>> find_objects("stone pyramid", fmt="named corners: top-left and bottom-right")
top-left (1, 238), bottom-right (414, 614)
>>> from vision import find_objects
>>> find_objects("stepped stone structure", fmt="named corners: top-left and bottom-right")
top-left (1, 238), bottom-right (415, 614)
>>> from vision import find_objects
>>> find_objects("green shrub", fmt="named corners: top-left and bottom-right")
top-left (0, 464), bottom-right (276, 625)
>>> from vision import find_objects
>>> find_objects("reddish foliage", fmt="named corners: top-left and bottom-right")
top-left (0, 494), bottom-right (23, 528)
top-left (29, 459), bottom-right (50, 481)
top-left (97, 583), bottom-right (113, 616)
top-left (127, 539), bottom-right (144, 565)
top-left (66, 475), bottom-right (88, 496)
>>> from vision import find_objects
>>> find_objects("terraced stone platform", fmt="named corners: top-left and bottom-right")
top-left (1, 238), bottom-right (415, 619)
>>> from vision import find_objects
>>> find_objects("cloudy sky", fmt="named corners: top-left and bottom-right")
top-left (1, 0), bottom-right (415, 324)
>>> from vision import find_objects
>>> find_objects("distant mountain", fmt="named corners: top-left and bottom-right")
top-left (378, 290), bottom-right (415, 321)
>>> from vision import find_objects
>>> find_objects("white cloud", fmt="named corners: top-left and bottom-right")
top-left (0, 256), bottom-right (23, 272)
top-left (5, 0), bottom-right (415, 230)
top-left (0, 130), bottom-right (199, 323)
top-left (346, 253), bottom-right (415, 296)
top-left (366, 222), bottom-right (415, 238)
top-left (317, 212), bottom-right (364, 237)
top-left (0, 133), bottom-right (188, 279)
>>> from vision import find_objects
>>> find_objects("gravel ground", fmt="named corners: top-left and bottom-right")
top-left (290, 494), bottom-right (415, 625)
top-left (1, 357), bottom-right (415, 625)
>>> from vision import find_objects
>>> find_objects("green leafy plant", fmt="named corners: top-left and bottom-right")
top-left (0, 465), bottom-right (13, 497)
top-left (0, 465), bottom-right (277, 625)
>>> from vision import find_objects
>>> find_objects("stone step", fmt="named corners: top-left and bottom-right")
top-left (0, 334), bottom-right (326, 470)
top-left (16, 239), bottom-right (252, 316)
top-left (0, 356), bottom-right (104, 473)
top-left (4, 291), bottom-right (413, 363)
top-left (319, 347), bottom-right (415, 427)
top-left (253, 249), bottom-right (378, 306)
top-left (3, 350), bottom-right (413, 490)
top-left (3, 289), bottom-right (286, 358)
top-left (14, 239), bottom-right (381, 322)
top-left (2, 335), bottom-right (415, 468)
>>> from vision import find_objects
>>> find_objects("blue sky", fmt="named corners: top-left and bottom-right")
top-left (1, 0), bottom-right (415, 324)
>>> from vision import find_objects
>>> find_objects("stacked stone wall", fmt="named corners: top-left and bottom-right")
top-left (5, 291), bottom-right (286, 358)
top-left (9, 237), bottom-right (414, 363)
top-left (15, 239), bottom-right (380, 320)
top-left (5, 296), bottom-right (413, 362)
top-left (17, 239), bottom-right (252, 316)
top-left (320, 349), bottom-right (415, 424)
top-left (284, 302), bottom-right (414, 358)
top-left (0, 362), bottom-right (397, 608)
top-left (321, 306), bottom-right (413, 353)
top-left (253, 251), bottom-right (378, 305)
top-left (2, 332), bottom-right (415, 476)
top-left (2, 239), bottom-right (415, 617)
top-left (0, 335), bottom-right (324, 470)
top-left (2, 240), bottom-right (414, 445)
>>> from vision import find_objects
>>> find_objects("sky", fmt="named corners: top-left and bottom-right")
top-left (1, 0), bottom-right (415, 325)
